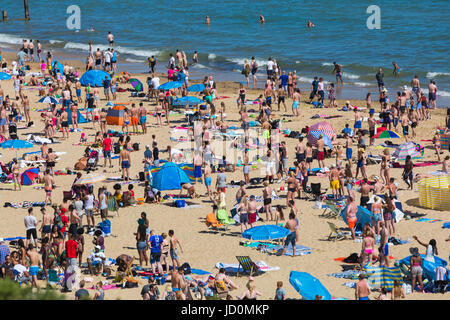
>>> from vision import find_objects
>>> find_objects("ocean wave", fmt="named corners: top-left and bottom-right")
top-left (354, 82), bottom-right (371, 87)
top-left (321, 62), bottom-right (333, 66)
top-left (192, 63), bottom-right (211, 69)
top-left (437, 90), bottom-right (450, 97)
top-left (227, 58), bottom-right (267, 66)
top-left (63, 42), bottom-right (159, 58)
top-left (298, 76), bottom-right (315, 83)
top-left (426, 72), bottom-right (450, 78)
top-left (208, 53), bottom-right (217, 60)
top-left (125, 58), bottom-right (145, 63)
top-left (342, 73), bottom-right (360, 80)
top-left (49, 40), bottom-right (64, 44)
top-left (0, 33), bottom-right (23, 45)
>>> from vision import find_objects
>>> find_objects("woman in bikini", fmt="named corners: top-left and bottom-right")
top-left (383, 194), bottom-right (396, 236)
top-left (155, 100), bottom-right (163, 127)
top-left (432, 130), bottom-right (441, 162)
top-left (391, 280), bottom-right (405, 300)
top-left (361, 229), bottom-right (375, 266)
top-left (286, 171), bottom-right (298, 207)
top-left (161, 233), bottom-right (170, 274)
top-left (12, 158), bottom-right (21, 191)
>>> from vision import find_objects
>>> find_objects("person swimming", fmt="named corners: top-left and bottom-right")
top-left (307, 20), bottom-right (315, 27)
top-left (259, 14), bottom-right (265, 23)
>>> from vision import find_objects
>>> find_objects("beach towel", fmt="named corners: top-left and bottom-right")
top-left (215, 261), bottom-right (280, 273)
top-left (190, 269), bottom-right (212, 275)
top-left (270, 244), bottom-right (313, 256)
top-left (88, 284), bottom-right (120, 290)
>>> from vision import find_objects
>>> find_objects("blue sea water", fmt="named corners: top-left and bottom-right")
top-left (0, 0), bottom-right (449, 104)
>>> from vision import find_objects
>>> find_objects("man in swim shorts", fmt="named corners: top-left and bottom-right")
top-left (281, 213), bottom-right (298, 257)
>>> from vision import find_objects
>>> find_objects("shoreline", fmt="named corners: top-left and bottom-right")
top-left (1, 41), bottom-right (449, 107)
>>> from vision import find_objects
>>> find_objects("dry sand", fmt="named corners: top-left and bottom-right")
top-left (0, 51), bottom-right (448, 300)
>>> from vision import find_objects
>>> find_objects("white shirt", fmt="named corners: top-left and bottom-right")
top-left (169, 57), bottom-right (175, 66)
top-left (425, 245), bottom-right (435, 263)
top-left (104, 51), bottom-right (112, 63)
top-left (151, 77), bottom-right (160, 89)
top-left (24, 215), bottom-right (37, 230)
top-left (88, 251), bottom-right (106, 263)
top-left (85, 194), bottom-right (94, 210)
top-left (74, 200), bottom-right (84, 214)
top-left (13, 264), bottom-right (27, 278)
top-left (318, 82), bottom-right (324, 91)
top-left (267, 61), bottom-right (275, 71)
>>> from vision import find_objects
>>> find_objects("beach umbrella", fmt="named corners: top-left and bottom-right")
top-left (374, 130), bottom-right (400, 139)
top-left (158, 81), bottom-right (184, 91)
top-left (0, 72), bottom-right (12, 80)
top-left (0, 139), bottom-right (34, 158)
top-left (392, 142), bottom-right (423, 160)
top-left (362, 264), bottom-right (403, 291)
top-left (339, 205), bottom-right (372, 231)
top-left (289, 271), bottom-right (332, 300)
top-left (129, 78), bottom-right (144, 92)
top-left (187, 83), bottom-right (205, 92)
top-left (38, 96), bottom-right (59, 104)
top-left (307, 130), bottom-right (333, 149)
top-left (151, 162), bottom-right (191, 191)
top-left (172, 96), bottom-right (203, 106)
top-left (1, 139), bottom-right (34, 149)
top-left (309, 121), bottom-right (336, 140)
top-left (74, 173), bottom-right (107, 185)
top-left (20, 167), bottom-right (39, 186)
top-left (242, 225), bottom-right (290, 241)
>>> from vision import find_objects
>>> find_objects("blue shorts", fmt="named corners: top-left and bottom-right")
top-left (359, 296), bottom-right (370, 300)
top-left (103, 150), bottom-right (111, 158)
top-left (137, 241), bottom-right (147, 251)
top-left (284, 232), bottom-right (296, 248)
top-left (170, 249), bottom-right (178, 260)
top-left (384, 243), bottom-right (389, 256)
top-left (346, 148), bottom-right (353, 160)
top-left (29, 266), bottom-right (39, 276)
top-left (354, 121), bottom-right (362, 129)
top-left (139, 116), bottom-right (147, 124)
top-left (121, 160), bottom-right (130, 169)
top-left (292, 101), bottom-right (299, 109)
top-left (205, 177), bottom-right (212, 186)
top-left (194, 165), bottom-right (202, 178)
top-left (76, 89), bottom-right (81, 97)
top-left (0, 118), bottom-right (6, 126)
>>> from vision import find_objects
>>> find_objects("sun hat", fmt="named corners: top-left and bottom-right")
top-left (95, 245), bottom-right (101, 250)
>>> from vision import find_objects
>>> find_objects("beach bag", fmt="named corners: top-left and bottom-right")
top-left (132, 143), bottom-right (139, 151)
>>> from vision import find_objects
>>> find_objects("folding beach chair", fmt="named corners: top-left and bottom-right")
top-left (321, 200), bottom-right (341, 219)
top-left (205, 213), bottom-right (227, 231)
top-left (310, 183), bottom-right (327, 201)
top-left (236, 256), bottom-right (263, 277)
top-left (107, 193), bottom-right (119, 217)
top-left (327, 222), bottom-right (347, 242)
top-left (115, 256), bottom-right (135, 284)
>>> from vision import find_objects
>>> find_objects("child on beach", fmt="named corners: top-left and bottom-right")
top-left (274, 281), bottom-right (286, 300)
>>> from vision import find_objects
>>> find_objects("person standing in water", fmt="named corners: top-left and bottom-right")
top-left (259, 14), bottom-right (265, 23)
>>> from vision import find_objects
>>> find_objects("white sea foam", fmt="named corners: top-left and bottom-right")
top-left (354, 82), bottom-right (371, 87)
top-left (208, 53), bottom-right (217, 60)
top-left (192, 63), bottom-right (211, 69)
top-left (227, 58), bottom-right (267, 66)
top-left (426, 72), bottom-right (450, 78)
top-left (0, 33), bottom-right (24, 45)
top-left (342, 73), bottom-right (360, 80)
top-left (321, 62), bottom-right (333, 66)
top-left (125, 58), bottom-right (145, 63)
top-left (64, 42), bottom-right (159, 58)
top-left (49, 40), bottom-right (64, 44)
top-left (297, 76), bottom-right (315, 83)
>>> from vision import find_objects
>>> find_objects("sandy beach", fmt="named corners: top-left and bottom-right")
top-left (0, 49), bottom-right (448, 301)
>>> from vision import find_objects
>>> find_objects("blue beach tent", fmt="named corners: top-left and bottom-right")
top-left (79, 70), bottom-right (111, 87)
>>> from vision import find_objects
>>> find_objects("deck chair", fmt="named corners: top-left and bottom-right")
top-left (327, 222), bottom-right (347, 242)
top-left (321, 200), bottom-right (341, 219)
top-left (47, 269), bottom-right (62, 287)
top-left (205, 213), bottom-right (227, 231)
top-left (236, 256), bottom-right (263, 277)
top-left (310, 183), bottom-right (328, 201)
top-left (107, 193), bottom-right (119, 217)
top-left (115, 256), bottom-right (135, 284)
top-left (217, 209), bottom-right (236, 227)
